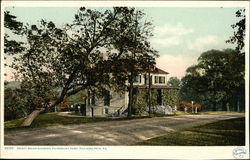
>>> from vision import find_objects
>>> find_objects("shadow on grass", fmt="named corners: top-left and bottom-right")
top-left (4, 112), bottom-right (153, 133)
top-left (135, 117), bottom-right (245, 146)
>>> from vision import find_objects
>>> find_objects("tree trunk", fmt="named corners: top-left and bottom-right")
top-left (127, 80), bottom-right (133, 118)
top-left (222, 101), bottom-right (227, 111)
top-left (20, 84), bottom-right (87, 127)
top-left (148, 71), bottom-right (152, 116)
top-left (21, 108), bottom-right (45, 127)
top-left (226, 102), bottom-right (230, 112)
top-left (21, 97), bottom-right (62, 127)
top-left (212, 89), bottom-right (217, 111)
top-left (87, 89), bottom-right (91, 106)
top-left (237, 96), bottom-right (240, 112)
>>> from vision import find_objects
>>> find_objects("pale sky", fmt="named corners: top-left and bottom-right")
top-left (4, 7), bottom-right (240, 81)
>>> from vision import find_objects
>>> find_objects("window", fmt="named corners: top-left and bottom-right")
top-left (159, 76), bottom-right (165, 84)
top-left (103, 90), bottom-right (110, 106)
top-left (91, 92), bottom-right (95, 105)
top-left (155, 76), bottom-right (165, 84)
top-left (145, 75), bottom-right (152, 85)
top-left (104, 108), bottom-right (109, 114)
top-left (155, 76), bottom-right (159, 83)
top-left (133, 75), bottom-right (141, 83)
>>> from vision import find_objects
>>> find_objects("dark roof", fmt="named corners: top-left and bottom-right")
top-left (152, 67), bottom-right (169, 75)
top-left (133, 85), bottom-right (178, 89)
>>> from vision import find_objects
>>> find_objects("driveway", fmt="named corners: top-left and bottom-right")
top-left (4, 113), bottom-right (244, 145)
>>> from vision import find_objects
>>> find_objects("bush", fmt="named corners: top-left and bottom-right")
top-left (178, 101), bottom-right (201, 112)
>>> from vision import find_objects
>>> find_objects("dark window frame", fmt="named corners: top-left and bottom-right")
top-left (103, 90), bottom-right (110, 106)
top-left (159, 76), bottom-right (165, 84)
top-left (133, 75), bottom-right (141, 83)
top-left (145, 75), bottom-right (152, 85)
top-left (91, 92), bottom-right (95, 105)
top-left (155, 76), bottom-right (159, 83)
top-left (155, 76), bottom-right (165, 84)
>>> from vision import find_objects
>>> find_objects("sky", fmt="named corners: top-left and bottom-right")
top-left (4, 6), bottom-right (241, 81)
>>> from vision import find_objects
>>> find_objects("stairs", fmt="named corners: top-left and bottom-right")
top-left (108, 105), bottom-right (128, 117)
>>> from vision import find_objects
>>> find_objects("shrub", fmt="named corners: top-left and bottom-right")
top-left (178, 101), bottom-right (201, 112)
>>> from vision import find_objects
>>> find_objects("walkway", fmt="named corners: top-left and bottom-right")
top-left (4, 113), bottom-right (244, 145)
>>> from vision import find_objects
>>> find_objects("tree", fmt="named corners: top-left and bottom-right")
top-left (3, 8), bottom-right (118, 125)
top-left (107, 8), bottom-right (158, 117)
top-left (4, 80), bottom-right (52, 120)
top-left (180, 49), bottom-right (244, 111)
top-left (4, 87), bottom-right (27, 121)
top-left (226, 9), bottom-right (245, 52)
top-left (4, 7), bottom-right (157, 125)
top-left (226, 9), bottom-right (245, 111)
top-left (167, 77), bottom-right (181, 88)
top-left (4, 11), bottom-right (27, 120)
top-left (180, 65), bottom-right (206, 107)
top-left (181, 9), bottom-right (246, 112)
top-left (4, 11), bottom-right (23, 33)
top-left (4, 11), bottom-right (25, 77)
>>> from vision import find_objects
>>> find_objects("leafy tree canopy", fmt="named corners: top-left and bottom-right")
top-left (4, 7), bottom-right (158, 122)
top-left (226, 9), bottom-right (245, 52)
top-left (180, 49), bottom-right (244, 111)
top-left (167, 77), bottom-right (181, 88)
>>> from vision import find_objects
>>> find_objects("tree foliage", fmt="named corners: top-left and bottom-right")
top-left (180, 49), bottom-right (245, 111)
top-left (167, 77), bottom-right (181, 88)
top-left (101, 8), bottom-right (158, 117)
top-left (4, 11), bottom-right (25, 73)
top-left (226, 9), bottom-right (245, 52)
top-left (4, 81), bottom-right (56, 120)
top-left (4, 7), bottom-right (158, 121)
top-left (4, 87), bottom-right (27, 121)
top-left (162, 89), bottom-right (179, 107)
top-left (132, 89), bottom-right (179, 114)
top-left (4, 11), bottom-right (23, 34)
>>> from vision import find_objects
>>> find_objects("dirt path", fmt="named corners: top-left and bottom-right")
top-left (4, 113), bottom-right (244, 145)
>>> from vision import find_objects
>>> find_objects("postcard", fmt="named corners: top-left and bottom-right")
top-left (1, 0), bottom-right (249, 159)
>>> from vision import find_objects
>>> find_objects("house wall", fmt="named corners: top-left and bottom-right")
top-left (85, 88), bottom-right (179, 116)
top-left (84, 72), bottom-right (175, 116)
top-left (86, 91), bottom-right (126, 116)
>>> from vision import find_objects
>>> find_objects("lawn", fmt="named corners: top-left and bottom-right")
top-left (173, 111), bottom-right (241, 115)
top-left (136, 117), bottom-right (245, 146)
top-left (4, 112), bottom-right (152, 132)
top-left (197, 111), bottom-right (243, 114)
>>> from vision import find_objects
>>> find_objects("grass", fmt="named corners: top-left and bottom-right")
top-left (5, 111), bottom-right (244, 135)
top-left (172, 111), bottom-right (244, 116)
top-left (4, 112), bottom-right (152, 133)
top-left (197, 111), bottom-right (242, 115)
top-left (135, 117), bottom-right (245, 146)
top-left (173, 110), bottom-right (190, 115)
